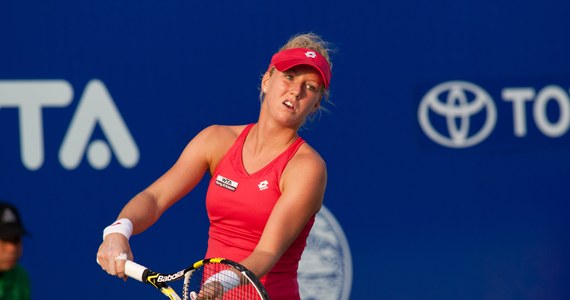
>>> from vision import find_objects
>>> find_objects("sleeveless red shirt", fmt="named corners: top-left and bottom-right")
top-left (205, 124), bottom-right (315, 300)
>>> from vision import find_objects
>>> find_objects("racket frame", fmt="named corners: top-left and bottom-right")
top-left (125, 257), bottom-right (269, 300)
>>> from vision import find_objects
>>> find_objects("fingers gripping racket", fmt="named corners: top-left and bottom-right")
top-left (125, 257), bottom-right (269, 300)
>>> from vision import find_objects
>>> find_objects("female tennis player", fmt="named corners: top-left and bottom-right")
top-left (96, 32), bottom-right (333, 300)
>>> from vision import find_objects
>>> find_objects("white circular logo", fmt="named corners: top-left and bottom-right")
top-left (305, 51), bottom-right (317, 58)
top-left (418, 81), bottom-right (497, 148)
top-left (298, 206), bottom-right (352, 300)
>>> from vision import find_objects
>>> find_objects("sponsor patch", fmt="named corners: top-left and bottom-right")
top-left (215, 175), bottom-right (238, 192)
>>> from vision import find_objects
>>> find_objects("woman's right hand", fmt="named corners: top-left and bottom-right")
top-left (192, 281), bottom-right (225, 300)
top-left (96, 233), bottom-right (133, 280)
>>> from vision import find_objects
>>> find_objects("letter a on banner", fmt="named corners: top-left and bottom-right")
top-left (59, 79), bottom-right (139, 170)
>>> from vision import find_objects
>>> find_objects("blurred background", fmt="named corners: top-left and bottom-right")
top-left (1, 0), bottom-right (569, 299)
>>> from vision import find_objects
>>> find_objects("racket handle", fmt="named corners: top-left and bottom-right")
top-left (125, 260), bottom-right (148, 282)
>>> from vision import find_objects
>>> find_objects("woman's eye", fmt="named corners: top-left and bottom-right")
top-left (285, 74), bottom-right (294, 80)
top-left (306, 84), bottom-right (317, 91)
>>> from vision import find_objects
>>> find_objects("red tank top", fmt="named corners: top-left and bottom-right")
top-left (205, 124), bottom-right (315, 300)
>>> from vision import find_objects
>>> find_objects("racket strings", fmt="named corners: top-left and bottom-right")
top-left (187, 263), bottom-right (263, 299)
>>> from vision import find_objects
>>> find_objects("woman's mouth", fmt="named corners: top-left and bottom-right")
top-left (283, 100), bottom-right (295, 110)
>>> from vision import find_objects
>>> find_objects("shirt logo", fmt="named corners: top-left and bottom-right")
top-left (258, 180), bottom-right (269, 191)
top-left (305, 51), bottom-right (317, 59)
top-left (215, 175), bottom-right (238, 192)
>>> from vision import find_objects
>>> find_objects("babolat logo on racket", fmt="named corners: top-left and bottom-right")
top-left (157, 270), bottom-right (184, 282)
top-left (215, 175), bottom-right (238, 192)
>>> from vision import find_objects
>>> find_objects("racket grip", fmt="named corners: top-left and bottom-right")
top-left (125, 260), bottom-right (148, 282)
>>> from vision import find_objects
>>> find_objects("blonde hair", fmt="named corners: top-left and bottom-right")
top-left (260, 33), bottom-right (334, 123)
top-left (279, 33), bottom-right (333, 70)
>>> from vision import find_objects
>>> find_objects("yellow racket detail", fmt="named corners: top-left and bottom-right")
top-left (160, 287), bottom-right (179, 300)
top-left (124, 258), bottom-right (269, 299)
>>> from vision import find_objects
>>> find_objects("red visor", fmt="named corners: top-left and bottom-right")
top-left (267, 48), bottom-right (331, 89)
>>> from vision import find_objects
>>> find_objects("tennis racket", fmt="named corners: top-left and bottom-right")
top-left (125, 257), bottom-right (269, 300)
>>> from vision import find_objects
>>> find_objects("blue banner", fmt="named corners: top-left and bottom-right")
top-left (1, 1), bottom-right (568, 299)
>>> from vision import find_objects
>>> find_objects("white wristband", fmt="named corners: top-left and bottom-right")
top-left (204, 270), bottom-right (240, 293)
top-left (103, 218), bottom-right (133, 240)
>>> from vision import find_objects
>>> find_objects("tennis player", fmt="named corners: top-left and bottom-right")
top-left (97, 32), bottom-right (333, 299)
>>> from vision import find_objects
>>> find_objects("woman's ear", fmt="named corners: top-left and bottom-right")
top-left (261, 72), bottom-right (271, 92)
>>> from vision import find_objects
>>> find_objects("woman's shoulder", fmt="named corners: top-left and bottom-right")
top-left (197, 124), bottom-right (249, 142)
top-left (280, 141), bottom-right (327, 204)
top-left (193, 124), bottom-right (250, 156)
top-left (202, 124), bottom-right (248, 137)
top-left (299, 141), bottom-right (325, 159)
top-left (290, 142), bottom-right (327, 172)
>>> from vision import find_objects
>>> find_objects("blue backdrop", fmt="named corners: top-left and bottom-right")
top-left (1, 0), bottom-right (569, 299)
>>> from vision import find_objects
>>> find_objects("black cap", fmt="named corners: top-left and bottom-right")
top-left (0, 202), bottom-right (28, 239)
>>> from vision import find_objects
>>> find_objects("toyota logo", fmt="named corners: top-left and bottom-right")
top-left (418, 81), bottom-right (497, 148)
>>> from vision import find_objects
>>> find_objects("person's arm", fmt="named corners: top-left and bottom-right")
top-left (240, 147), bottom-right (327, 278)
top-left (96, 125), bottom-right (223, 279)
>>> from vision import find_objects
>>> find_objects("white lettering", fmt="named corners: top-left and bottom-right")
top-left (502, 85), bottom-right (570, 138)
top-left (0, 81), bottom-right (73, 170)
top-left (502, 88), bottom-right (535, 137)
top-left (157, 271), bottom-right (184, 282)
top-left (0, 79), bottom-right (139, 170)
top-left (533, 85), bottom-right (570, 137)
top-left (59, 80), bottom-right (139, 170)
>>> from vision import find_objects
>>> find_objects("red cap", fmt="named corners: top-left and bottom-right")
top-left (267, 48), bottom-right (331, 89)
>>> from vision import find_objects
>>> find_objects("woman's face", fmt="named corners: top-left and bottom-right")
top-left (262, 65), bottom-right (323, 127)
